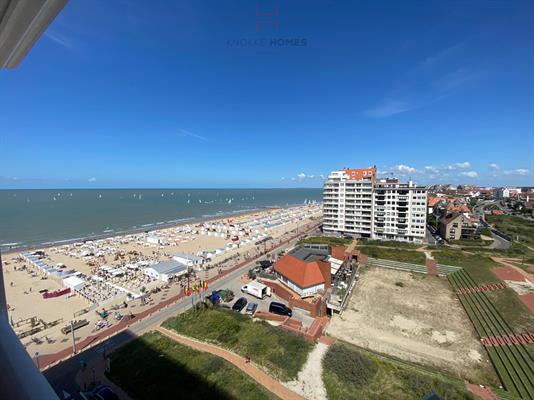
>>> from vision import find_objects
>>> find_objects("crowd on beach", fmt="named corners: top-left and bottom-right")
top-left (3, 204), bottom-right (322, 355)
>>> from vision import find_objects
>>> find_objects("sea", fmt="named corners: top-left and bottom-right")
top-left (0, 189), bottom-right (323, 251)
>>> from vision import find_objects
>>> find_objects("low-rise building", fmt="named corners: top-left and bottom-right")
top-left (143, 260), bottom-right (188, 282)
top-left (438, 213), bottom-right (479, 241)
top-left (274, 246), bottom-right (334, 298)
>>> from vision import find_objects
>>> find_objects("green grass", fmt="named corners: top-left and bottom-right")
top-left (433, 249), bottom-right (501, 284)
top-left (485, 288), bottom-right (534, 333)
top-left (450, 238), bottom-right (493, 248)
top-left (486, 215), bottom-right (534, 246)
top-left (358, 246), bottom-right (426, 265)
top-left (107, 331), bottom-right (278, 400)
top-left (298, 236), bottom-right (351, 246)
top-left (362, 240), bottom-right (422, 249)
top-left (162, 306), bottom-right (313, 381)
top-left (322, 341), bottom-right (474, 400)
top-left (447, 270), bottom-right (534, 399)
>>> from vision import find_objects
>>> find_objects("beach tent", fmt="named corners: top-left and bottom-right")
top-left (63, 276), bottom-right (86, 290)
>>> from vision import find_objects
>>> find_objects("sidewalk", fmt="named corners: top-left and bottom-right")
top-left (156, 326), bottom-right (305, 400)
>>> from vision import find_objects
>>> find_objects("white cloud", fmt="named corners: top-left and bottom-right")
top-left (504, 168), bottom-right (530, 176)
top-left (459, 171), bottom-right (478, 178)
top-left (297, 172), bottom-right (307, 181)
top-left (454, 161), bottom-right (471, 169)
top-left (395, 164), bottom-right (416, 174)
top-left (489, 163), bottom-right (500, 170)
top-left (363, 99), bottom-right (417, 118)
top-left (424, 166), bottom-right (439, 174)
top-left (88, 177), bottom-right (97, 182)
top-left (45, 31), bottom-right (73, 49)
top-left (176, 129), bottom-right (207, 141)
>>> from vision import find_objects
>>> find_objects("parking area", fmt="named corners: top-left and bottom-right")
top-left (213, 277), bottom-right (315, 328)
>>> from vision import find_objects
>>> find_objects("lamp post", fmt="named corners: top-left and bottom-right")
top-left (70, 320), bottom-right (77, 354)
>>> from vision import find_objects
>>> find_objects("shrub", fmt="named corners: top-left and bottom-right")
top-left (323, 344), bottom-right (377, 387)
top-left (395, 281), bottom-right (404, 287)
top-left (398, 370), bottom-right (473, 400)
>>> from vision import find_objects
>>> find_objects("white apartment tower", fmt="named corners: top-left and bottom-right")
top-left (323, 168), bottom-right (427, 243)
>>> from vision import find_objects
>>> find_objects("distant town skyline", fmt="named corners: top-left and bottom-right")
top-left (1, 1), bottom-right (532, 189)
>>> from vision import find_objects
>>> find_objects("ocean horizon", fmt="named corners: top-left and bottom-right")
top-left (0, 188), bottom-right (322, 251)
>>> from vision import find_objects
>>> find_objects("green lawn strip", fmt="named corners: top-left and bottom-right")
top-left (434, 249), bottom-right (501, 284)
top-left (360, 240), bottom-right (422, 249)
top-left (322, 341), bottom-right (473, 400)
top-left (357, 246), bottom-right (426, 265)
top-left (298, 236), bottom-right (351, 246)
top-left (448, 270), bottom-right (534, 398)
top-left (491, 243), bottom-right (534, 260)
top-left (107, 331), bottom-right (278, 400)
top-left (492, 385), bottom-right (523, 400)
top-left (450, 239), bottom-right (493, 248)
top-left (459, 271), bottom-right (534, 397)
top-left (162, 306), bottom-right (313, 381)
top-left (452, 274), bottom-right (520, 395)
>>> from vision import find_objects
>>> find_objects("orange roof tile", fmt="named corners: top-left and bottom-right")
top-left (274, 255), bottom-right (330, 289)
top-left (330, 245), bottom-right (347, 260)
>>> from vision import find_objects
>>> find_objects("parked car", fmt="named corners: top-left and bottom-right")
top-left (246, 302), bottom-right (258, 315)
top-left (232, 297), bottom-right (248, 312)
top-left (218, 289), bottom-right (235, 302)
top-left (269, 301), bottom-right (292, 317)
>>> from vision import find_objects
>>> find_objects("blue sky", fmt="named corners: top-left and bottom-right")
top-left (1, 0), bottom-right (533, 188)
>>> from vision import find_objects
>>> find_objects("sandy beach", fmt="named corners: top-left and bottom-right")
top-left (2, 204), bottom-right (322, 358)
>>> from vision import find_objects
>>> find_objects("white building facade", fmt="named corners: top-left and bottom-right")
top-left (323, 168), bottom-right (427, 243)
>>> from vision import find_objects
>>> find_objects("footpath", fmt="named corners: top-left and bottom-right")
top-left (156, 326), bottom-right (305, 400)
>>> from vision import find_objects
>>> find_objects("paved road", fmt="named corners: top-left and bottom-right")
top-left (44, 230), bottom-right (316, 399)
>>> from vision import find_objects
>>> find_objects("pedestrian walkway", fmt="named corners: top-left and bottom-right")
top-left (156, 326), bottom-right (305, 400)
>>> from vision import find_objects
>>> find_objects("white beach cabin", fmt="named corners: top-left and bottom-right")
top-left (143, 260), bottom-right (188, 282)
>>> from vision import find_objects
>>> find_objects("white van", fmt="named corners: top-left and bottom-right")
top-left (241, 281), bottom-right (272, 299)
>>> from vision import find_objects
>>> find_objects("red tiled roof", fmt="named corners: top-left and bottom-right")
top-left (274, 255), bottom-right (331, 289)
top-left (330, 245), bottom-right (347, 260)
top-left (427, 197), bottom-right (441, 207)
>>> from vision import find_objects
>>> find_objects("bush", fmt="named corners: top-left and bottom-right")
top-left (398, 370), bottom-right (473, 400)
top-left (395, 281), bottom-right (404, 287)
top-left (323, 343), bottom-right (377, 386)
top-left (163, 308), bottom-right (313, 380)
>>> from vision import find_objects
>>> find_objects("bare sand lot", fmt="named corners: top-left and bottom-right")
top-left (327, 266), bottom-right (497, 384)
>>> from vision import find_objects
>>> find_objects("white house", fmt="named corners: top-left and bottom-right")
top-left (143, 260), bottom-right (188, 282)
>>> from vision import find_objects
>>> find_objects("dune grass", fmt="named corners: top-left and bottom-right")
top-left (162, 306), bottom-right (313, 381)
top-left (322, 341), bottom-right (473, 400)
top-left (107, 331), bottom-right (278, 400)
